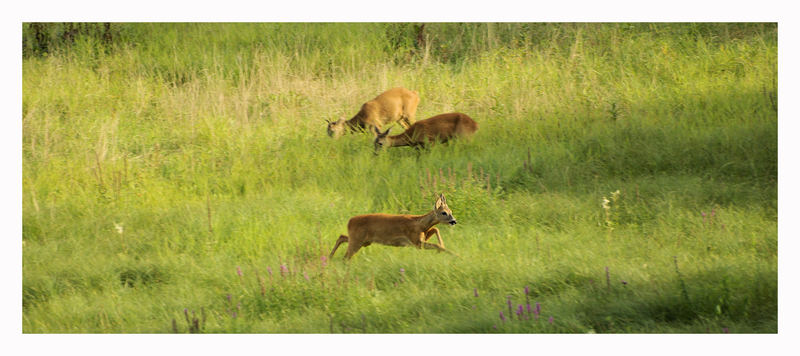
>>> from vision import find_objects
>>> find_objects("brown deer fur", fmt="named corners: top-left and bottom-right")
top-left (329, 194), bottom-right (457, 260)
top-left (373, 112), bottom-right (477, 151)
top-left (327, 87), bottom-right (420, 138)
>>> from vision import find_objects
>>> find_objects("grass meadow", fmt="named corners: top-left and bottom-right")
top-left (21, 23), bottom-right (777, 333)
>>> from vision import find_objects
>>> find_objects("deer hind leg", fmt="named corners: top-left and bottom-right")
top-left (424, 227), bottom-right (444, 248)
top-left (329, 235), bottom-right (349, 259)
top-left (344, 235), bottom-right (368, 260)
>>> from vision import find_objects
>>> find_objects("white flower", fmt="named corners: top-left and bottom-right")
top-left (114, 223), bottom-right (124, 235)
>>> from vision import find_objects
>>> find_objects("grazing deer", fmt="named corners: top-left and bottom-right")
top-left (373, 112), bottom-right (478, 152)
top-left (329, 194), bottom-right (458, 260)
top-left (326, 87), bottom-right (420, 139)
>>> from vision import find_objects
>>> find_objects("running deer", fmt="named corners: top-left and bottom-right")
top-left (373, 112), bottom-right (478, 152)
top-left (329, 194), bottom-right (457, 260)
top-left (326, 87), bottom-right (420, 139)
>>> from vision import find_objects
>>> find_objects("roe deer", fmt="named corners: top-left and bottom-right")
top-left (326, 87), bottom-right (420, 139)
top-left (329, 194), bottom-right (457, 260)
top-left (373, 112), bottom-right (478, 152)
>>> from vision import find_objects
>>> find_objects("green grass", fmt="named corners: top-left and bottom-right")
top-left (22, 23), bottom-right (776, 333)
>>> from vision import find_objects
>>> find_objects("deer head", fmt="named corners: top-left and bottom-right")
top-left (373, 127), bottom-right (391, 152)
top-left (434, 194), bottom-right (457, 225)
top-left (326, 117), bottom-right (346, 139)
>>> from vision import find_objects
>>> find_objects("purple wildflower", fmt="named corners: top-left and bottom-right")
top-left (517, 305), bottom-right (524, 319)
top-left (524, 286), bottom-right (530, 295)
top-left (548, 316), bottom-right (554, 324)
top-left (304, 271), bottom-right (310, 281)
top-left (321, 255), bottom-right (328, 267)
top-left (499, 311), bottom-right (506, 322)
top-left (507, 296), bottom-right (513, 316)
top-left (474, 288), bottom-right (479, 298)
top-left (621, 280), bottom-right (628, 285)
top-left (226, 294), bottom-right (231, 303)
top-left (280, 264), bottom-right (289, 276)
top-left (236, 266), bottom-right (243, 277)
top-left (535, 302), bottom-right (541, 315)
top-left (399, 268), bottom-right (405, 274)
top-left (723, 327), bottom-right (729, 333)
top-left (526, 302), bottom-right (531, 314)
top-left (267, 266), bottom-right (273, 277)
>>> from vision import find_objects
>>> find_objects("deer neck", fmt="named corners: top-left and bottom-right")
top-left (345, 116), bottom-right (363, 131)
top-left (387, 132), bottom-right (414, 147)
top-left (412, 210), bottom-right (439, 232)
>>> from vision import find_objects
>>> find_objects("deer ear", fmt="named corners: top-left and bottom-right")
top-left (435, 194), bottom-right (443, 209)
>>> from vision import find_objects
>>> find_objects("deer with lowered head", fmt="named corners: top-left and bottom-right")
top-left (326, 87), bottom-right (420, 139)
top-left (329, 194), bottom-right (458, 260)
top-left (373, 112), bottom-right (478, 152)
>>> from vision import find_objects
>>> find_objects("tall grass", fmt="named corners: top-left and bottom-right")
top-left (22, 23), bottom-right (776, 333)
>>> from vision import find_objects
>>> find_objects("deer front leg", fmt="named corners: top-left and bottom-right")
top-left (421, 242), bottom-right (458, 257)
top-left (424, 227), bottom-right (444, 248)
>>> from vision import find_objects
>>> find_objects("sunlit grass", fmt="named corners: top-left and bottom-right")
top-left (22, 23), bottom-right (776, 333)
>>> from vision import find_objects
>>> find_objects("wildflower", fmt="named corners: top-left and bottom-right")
top-left (507, 296), bottom-right (513, 316)
top-left (267, 266), bottom-right (273, 277)
top-left (113, 222), bottom-right (124, 234)
top-left (474, 288), bottom-right (479, 297)
top-left (226, 294), bottom-right (231, 303)
top-left (517, 305), bottom-right (523, 319)
top-left (321, 256), bottom-right (328, 267)
top-left (526, 302), bottom-right (531, 314)
top-left (399, 268), bottom-right (405, 274)
top-left (621, 280), bottom-right (628, 285)
top-left (236, 266), bottom-right (243, 277)
top-left (524, 286), bottom-right (530, 295)
top-left (280, 264), bottom-right (289, 276)
top-left (723, 327), bottom-right (729, 333)
top-left (499, 311), bottom-right (506, 322)
top-left (304, 271), bottom-right (310, 281)
top-left (548, 316), bottom-right (554, 324)
top-left (602, 197), bottom-right (611, 210)
top-left (535, 302), bottom-right (541, 315)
